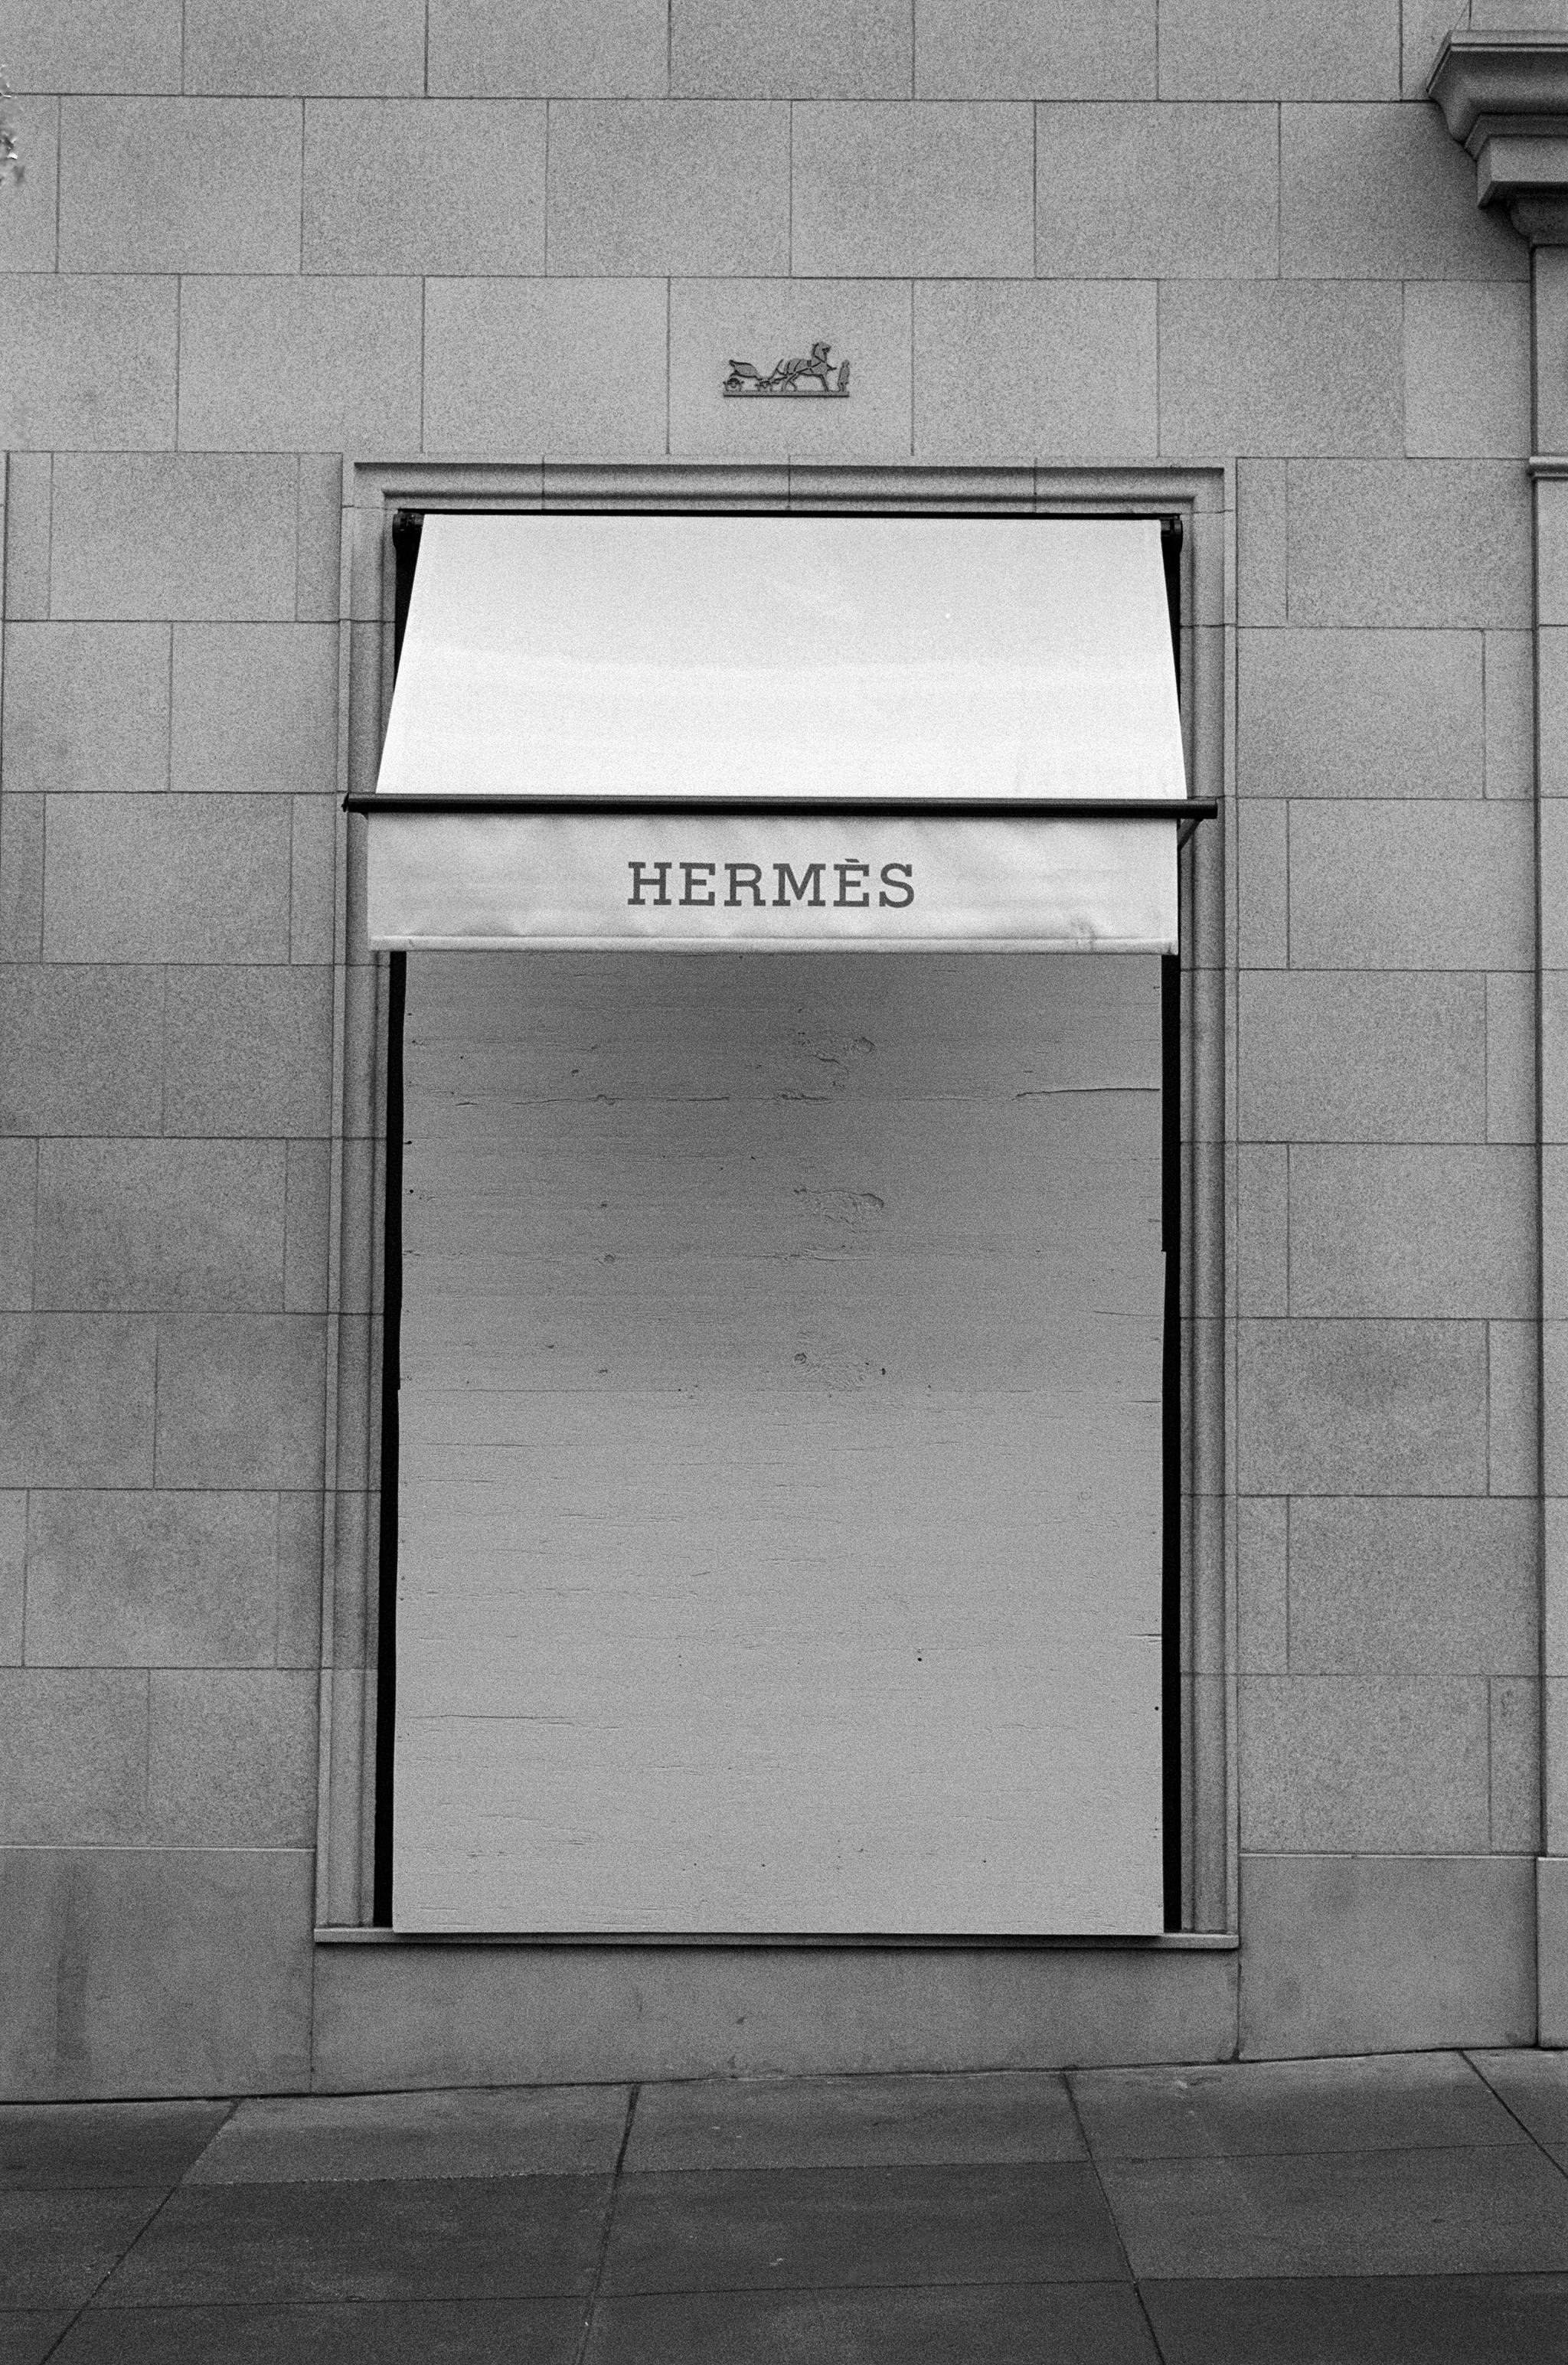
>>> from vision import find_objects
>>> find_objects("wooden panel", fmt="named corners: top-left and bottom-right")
top-left (394, 952), bottom-right (1165, 1934)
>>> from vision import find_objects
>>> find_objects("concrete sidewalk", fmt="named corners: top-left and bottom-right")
top-left (5, 2051), bottom-right (1568, 2361)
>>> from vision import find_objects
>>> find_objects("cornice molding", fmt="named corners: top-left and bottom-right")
top-left (1429, 31), bottom-right (1568, 243)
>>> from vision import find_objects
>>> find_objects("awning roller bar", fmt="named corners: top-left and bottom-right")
top-left (346, 794), bottom-right (1218, 822)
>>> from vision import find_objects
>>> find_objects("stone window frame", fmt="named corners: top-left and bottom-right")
top-left (315, 457), bottom-right (1233, 1945)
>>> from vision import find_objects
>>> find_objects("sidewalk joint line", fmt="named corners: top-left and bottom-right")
top-left (573, 2080), bottom-right (639, 2365)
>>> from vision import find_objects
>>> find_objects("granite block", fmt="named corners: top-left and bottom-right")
top-left (295, 454), bottom-right (344, 623)
top-left (23, 1488), bottom-right (282, 1669)
top-left (34, 1138), bottom-right (287, 1314)
top-left (1289, 1144), bottom-right (1533, 1320)
top-left (1288, 800), bottom-right (1533, 969)
top-left (1239, 1852), bottom-right (1535, 2055)
top-left (1548, 971), bottom-right (1568, 1145)
top-left (0, 1315), bottom-right (156, 1488)
top-left (0, 1845), bottom-right (314, 2098)
top-left (1488, 972), bottom-right (1537, 1143)
top-left (1238, 972), bottom-right (1486, 1143)
top-left (283, 1139), bottom-right (331, 1315)
top-left (1489, 1318), bottom-right (1539, 1498)
top-left (153, 1313), bottom-right (326, 1489)
top-left (1036, 102), bottom-right (1278, 279)
top-left (914, 280), bottom-right (1156, 462)
top-left (172, 625), bottom-right (338, 796)
top-left (672, 0), bottom-right (911, 96)
top-left (0, 1493), bottom-right (23, 1664)
top-left (162, 968), bottom-right (334, 1138)
top-left (41, 794), bottom-right (292, 964)
top-left (1236, 459), bottom-right (1285, 626)
top-left (1236, 1318), bottom-right (1488, 1494)
top-left (1485, 630), bottom-right (1534, 799)
top-left (1238, 627), bottom-right (1483, 798)
top-left (1491, 1676), bottom-right (1540, 1851)
top-left (915, 0), bottom-right (1155, 99)
top-left (1285, 459), bottom-right (1531, 629)
top-left (1161, 279), bottom-right (1403, 457)
top-left (547, 100), bottom-right (788, 275)
top-left (0, 96), bottom-right (57, 269)
top-left (148, 1670), bottom-right (316, 1847)
top-left (1236, 1494), bottom-right (1288, 1673)
top-left (669, 278), bottom-right (910, 462)
top-left (1404, 0), bottom-right (1471, 98)
top-left (792, 102), bottom-right (1032, 277)
top-left (1236, 1142), bottom-right (1287, 1316)
top-left (423, 278), bottom-right (667, 461)
top-left (58, 98), bottom-right (302, 273)
top-left (1288, 1495), bottom-right (1537, 1676)
top-left (4, 795), bottom-right (44, 963)
top-left (49, 454), bottom-right (299, 623)
top-left (276, 1488), bottom-right (324, 1671)
top-left (178, 276), bottom-right (422, 455)
top-left (289, 795), bottom-right (337, 964)
top-left (0, 1671), bottom-right (148, 1846)
top-left (0, 0), bottom-right (181, 92)
top-left (1542, 482), bottom-right (1568, 630)
top-left (0, 968), bottom-right (165, 1139)
top-left (2, 625), bottom-right (171, 799)
top-left (1158, 0), bottom-right (1399, 99)
top-left (0, 277), bottom-right (175, 454)
top-left (430, 0), bottom-right (668, 95)
top-left (1281, 102), bottom-right (1527, 280)
top-left (0, 1141), bottom-right (34, 1312)
top-left (1406, 281), bottom-right (1532, 459)
top-left (3, 451), bottom-right (53, 622)
top-left (1240, 1674), bottom-right (1489, 1850)
top-left (304, 100), bottom-right (545, 272)
top-left (184, 0), bottom-right (426, 94)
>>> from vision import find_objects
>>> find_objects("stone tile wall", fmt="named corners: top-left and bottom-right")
top-left (0, 0), bottom-right (1545, 2087)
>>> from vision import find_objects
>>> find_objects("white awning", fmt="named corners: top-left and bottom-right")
top-left (359, 512), bottom-right (1197, 953)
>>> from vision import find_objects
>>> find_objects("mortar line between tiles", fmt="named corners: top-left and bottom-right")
top-left (1461, 2052), bottom-right (1568, 2177)
top-left (574, 2082), bottom-right (639, 2364)
top-left (1062, 2076), bottom-right (1170, 2360)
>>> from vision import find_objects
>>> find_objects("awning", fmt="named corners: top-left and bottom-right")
top-left (354, 512), bottom-right (1206, 953)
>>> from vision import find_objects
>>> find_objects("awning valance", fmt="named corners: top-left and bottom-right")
top-left (355, 512), bottom-right (1204, 953)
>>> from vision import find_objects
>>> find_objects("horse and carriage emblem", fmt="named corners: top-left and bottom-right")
top-left (723, 340), bottom-right (850, 398)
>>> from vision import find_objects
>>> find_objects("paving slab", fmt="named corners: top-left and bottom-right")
top-left (623, 2071), bottom-right (1083, 2172)
top-left (0, 2189), bottom-right (167, 2309)
top-left (96, 2176), bottom-right (611, 2306)
top-left (1072, 2052), bottom-right (1526, 2159)
top-left (185, 2084), bottom-right (630, 2184)
top-left (603, 2161), bottom-right (1128, 2293)
top-left (586, 2280), bottom-right (1157, 2363)
top-left (0, 2317), bottom-right (74, 2365)
top-left (1101, 2143), bottom-right (1568, 2279)
top-left (0, 2100), bottom-right (230, 2190)
top-left (51, 2298), bottom-right (583, 2363)
top-left (1142, 2273), bottom-right (1568, 2363)
top-left (1469, 2047), bottom-right (1568, 2147)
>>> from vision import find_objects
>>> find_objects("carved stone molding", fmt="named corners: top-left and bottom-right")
top-left (1429, 31), bottom-right (1568, 243)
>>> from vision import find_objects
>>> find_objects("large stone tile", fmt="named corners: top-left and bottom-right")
top-left (0, 2190), bottom-right (164, 2308)
top-left (1280, 102), bottom-right (1524, 280)
top-left (671, 0), bottom-right (911, 96)
top-left (58, 98), bottom-right (301, 273)
top-left (49, 454), bottom-right (299, 624)
top-left (2, 624), bottom-right (170, 799)
top-left (0, 2102), bottom-right (227, 2190)
top-left (547, 100), bottom-right (787, 274)
top-left (0, 1315), bottom-right (155, 1488)
top-left (1241, 1675), bottom-right (1490, 1851)
top-left (172, 625), bottom-right (338, 798)
top-left (1285, 459), bottom-right (1531, 629)
top-left (1287, 1497), bottom-right (1537, 1676)
top-left (1073, 2053), bottom-right (1524, 2161)
top-left (34, 1140), bottom-right (286, 1315)
top-left (1238, 972), bottom-right (1485, 1143)
top-left (178, 276), bottom-right (422, 455)
top-left (1406, 281), bottom-right (1531, 459)
top-left (1158, 0), bottom-right (1398, 97)
top-left (188, 2084), bottom-right (631, 2184)
top-left (0, 0), bottom-right (180, 91)
top-left (0, 968), bottom-right (165, 1138)
top-left (152, 1313), bottom-right (326, 1489)
top-left (1287, 1145), bottom-right (1534, 1320)
top-left (0, 277), bottom-right (175, 452)
top-left (0, 1847), bottom-right (313, 2102)
top-left (1102, 2143), bottom-right (1568, 2278)
top-left (587, 2282), bottom-right (1156, 2363)
top-left (1161, 279), bottom-right (1401, 457)
top-left (303, 100), bottom-right (544, 273)
top-left (41, 794), bottom-right (292, 964)
top-left (184, 0), bottom-right (426, 94)
top-left (102, 2177), bottom-right (610, 2304)
top-left (0, 1494), bottom-right (24, 1663)
top-left (915, 0), bottom-right (1154, 97)
top-left (914, 280), bottom-right (1156, 462)
top-left (0, 96), bottom-right (57, 269)
top-left (148, 1671), bottom-right (316, 1848)
top-left (430, 0), bottom-right (666, 95)
top-left (0, 1671), bottom-right (149, 1847)
top-left (625, 2071), bottom-right (1083, 2171)
top-left (1289, 802), bottom-right (1533, 971)
top-left (1236, 459), bottom-right (1286, 625)
top-left (792, 102), bottom-right (1032, 278)
top-left (0, 2315), bottom-right (73, 2365)
top-left (423, 278), bottom-right (667, 461)
top-left (1490, 972), bottom-right (1537, 1144)
top-left (1239, 1853), bottom-right (1536, 2059)
top-left (162, 969), bottom-right (334, 1139)
top-left (1237, 627), bottom-right (1483, 799)
top-left (1236, 1318), bottom-right (1487, 1495)
top-left (2, 450), bottom-right (52, 623)
top-left (54, 2300), bottom-right (581, 2363)
top-left (2, 795), bottom-right (44, 961)
top-left (669, 279), bottom-right (908, 463)
top-left (1037, 102), bottom-right (1277, 279)
top-left (1144, 2275), bottom-right (1568, 2364)
top-left (603, 2162), bottom-right (1126, 2292)
top-left (1405, 0), bottom-right (1470, 98)
top-left (1469, 2048), bottom-right (1568, 2146)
